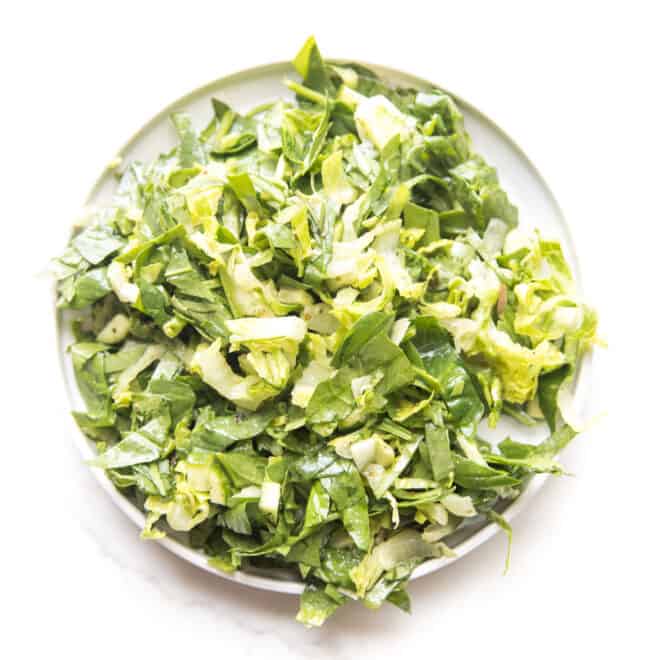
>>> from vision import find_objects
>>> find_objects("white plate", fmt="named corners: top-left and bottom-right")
top-left (56, 60), bottom-right (590, 595)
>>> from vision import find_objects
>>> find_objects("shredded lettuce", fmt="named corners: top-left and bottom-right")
top-left (54, 36), bottom-right (599, 625)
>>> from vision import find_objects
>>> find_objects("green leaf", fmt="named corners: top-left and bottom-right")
top-left (425, 423), bottom-right (453, 482)
top-left (492, 424), bottom-right (578, 474)
top-left (190, 406), bottom-right (277, 452)
top-left (114, 225), bottom-right (186, 264)
top-left (292, 451), bottom-right (370, 550)
top-left (68, 267), bottom-right (111, 309)
top-left (72, 225), bottom-right (125, 264)
top-left (287, 527), bottom-right (330, 568)
top-left (137, 279), bottom-right (169, 324)
top-left (171, 112), bottom-right (206, 167)
top-left (538, 365), bottom-right (570, 432)
top-left (292, 36), bottom-right (335, 95)
top-left (332, 311), bottom-right (393, 367)
top-left (296, 585), bottom-right (344, 627)
top-left (226, 173), bottom-right (260, 214)
top-left (331, 311), bottom-right (416, 397)
top-left (321, 467), bottom-right (371, 551)
top-left (306, 368), bottom-right (355, 426)
top-left (146, 378), bottom-right (196, 424)
top-left (303, 481), bottom-right (332, 529)
top-left (209, 98), bottom-right (257, 156)
top-left (90, 428), bottom-right (163, 469)
top-left (281, 104), bottom-right (331, 179)
top-left (217, 452), bottom-right (267, 487)
top-left (70, 342), bottom-right (113, 422)
top-left (453, 455), bottom-right (520, 489)
top-left (350, 529), bottom-right (441, 598)
top-left (407, 317), bottom-right (484, 437)
top-left (403, 202), bottom-right (440, 246)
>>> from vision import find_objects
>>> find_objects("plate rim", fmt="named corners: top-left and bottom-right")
top-left (55, 58), bottom-right (591, 596)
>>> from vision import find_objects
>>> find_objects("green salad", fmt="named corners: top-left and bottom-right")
top-left (53, 37), bottom-right (599, 625)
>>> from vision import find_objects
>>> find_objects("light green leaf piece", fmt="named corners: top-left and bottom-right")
top-left (296, 585), bottom-right (345, 627)
top-left (350, 529), bottom-right (442, 597)
top-left (191, 340), bottom-right (277, 411)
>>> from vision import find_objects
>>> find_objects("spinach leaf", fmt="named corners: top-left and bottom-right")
top-left (407, 317), bottom-right (484, 437)
top-left (190, 406), bottom-right (277, 452)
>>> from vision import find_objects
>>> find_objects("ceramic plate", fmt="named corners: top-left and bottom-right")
top-left (56, 60), bottom-right (590, 594)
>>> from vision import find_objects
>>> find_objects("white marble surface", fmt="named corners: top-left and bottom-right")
top-left (3, 2), bottom-right (657, 658)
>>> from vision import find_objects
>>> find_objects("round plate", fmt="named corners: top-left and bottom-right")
top-left (56, 60), bottom-right (591, 595)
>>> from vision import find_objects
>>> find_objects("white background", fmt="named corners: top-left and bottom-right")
top-left (2, 1), bottom-right (658, 658)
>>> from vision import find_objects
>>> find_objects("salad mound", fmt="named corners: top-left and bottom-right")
top-left (53, 37), bottom-right (598, 626)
